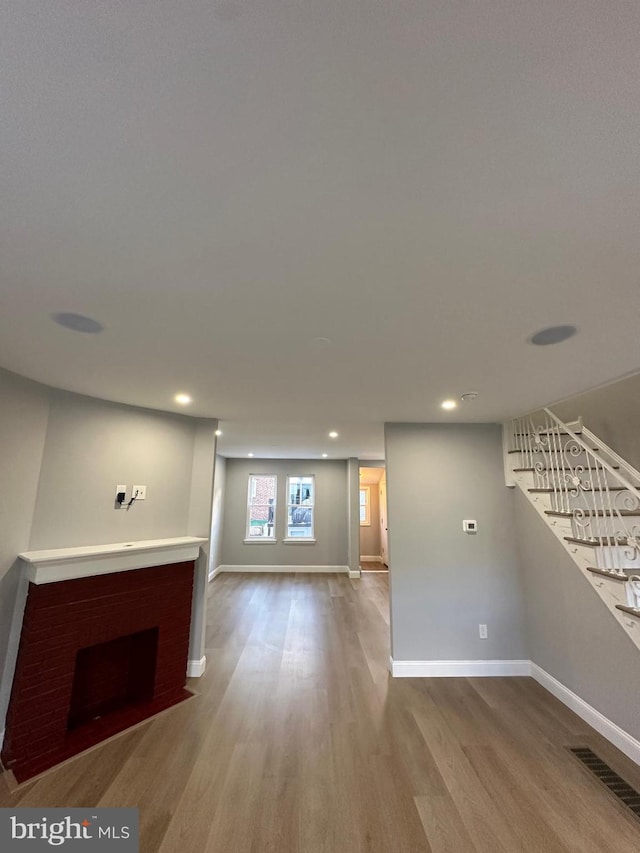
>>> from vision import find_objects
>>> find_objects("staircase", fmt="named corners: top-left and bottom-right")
top-left (506, 408), bottom-right (640, 650)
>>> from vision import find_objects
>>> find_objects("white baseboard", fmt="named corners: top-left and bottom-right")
top-left (530, 663), bottom-right (640, 767)
top-left (348, 569), bottom-right (361, 579)
top-left (390, 658), bottom-right (530, 678)
top-left (360, 555), bottom-right (383, 563)
top-left (208, 566), bottom-right (222, 581)
top-left (187, 656), bottom-right (207, 678)
top-left (216, 565), bottom-right (350, 574)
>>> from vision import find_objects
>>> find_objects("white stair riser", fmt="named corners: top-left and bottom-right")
top-left (520, 485), bottom-right (637, 515)
top-left (568, 516), bottom-right (640, 539)
top-left (513, 449), bottom-right (619, 469)
top-left (589, 574), bottom-right (629, 605)
top-left (538, 472), bottom-right (621, 490)
top-left (565, 542), bottom-right (640, 571)
top-left (515, 471), bottom-right (623, 493)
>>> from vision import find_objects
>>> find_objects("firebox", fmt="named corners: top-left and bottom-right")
top-left (68, 628), bottom-right (159, 730)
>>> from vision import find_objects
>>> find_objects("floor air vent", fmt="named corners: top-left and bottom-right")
top-left (569, 747), bottom-right (640, 817)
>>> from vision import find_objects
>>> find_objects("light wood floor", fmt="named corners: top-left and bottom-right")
top-left (360, 560), bottom-right (388, 572)
top-left (3, 573), bottom-right (640, 852)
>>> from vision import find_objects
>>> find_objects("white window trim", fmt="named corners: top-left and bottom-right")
top-left (246, 473), bottom-right (277, 541)
top-left (359, 485), bottom-right (371, 526)
top-left (286, 475), bottom-right (315, 541)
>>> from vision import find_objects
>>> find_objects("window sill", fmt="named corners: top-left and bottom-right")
top-left (243, 538), bottom-right (277, 544)
top-left (283, 538), bottom-right (316, 544)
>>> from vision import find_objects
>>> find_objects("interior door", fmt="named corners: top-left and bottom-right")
top-left (379, 480), bottom-right (388, 567)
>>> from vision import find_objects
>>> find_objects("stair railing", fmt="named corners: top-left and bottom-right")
top-left (580, 425), bottom-right (640, 487)
top-left (509, 408), bottom-right (640, 575)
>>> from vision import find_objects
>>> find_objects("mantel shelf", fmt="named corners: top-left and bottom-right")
top-left (19, 536), bottom-right (206, 585)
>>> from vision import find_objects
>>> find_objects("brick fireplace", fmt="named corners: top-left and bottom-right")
top-left (2, 552), bottom-right (197, 783)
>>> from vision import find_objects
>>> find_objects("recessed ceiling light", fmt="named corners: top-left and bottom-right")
top-left (322, 453), bottom-right (328, 458)
top-left (329, 431), bottom-right (339, 438)
top-left (460, 391), bottom-right (478, 402)
top-left (441, 399), bottom-right (457, 410)
top-left (51, 312), bottom-right (104, 334)
top-left (174, 393), bottom-right (192, 405)
top-left (215, 429), bottom-right (222, 436)
top-left (312, 336), bottom-right (333, 347)
top-left (248, 453), bottom-right (254, 457)
top-left (529, 325), bottom-right (577, 346)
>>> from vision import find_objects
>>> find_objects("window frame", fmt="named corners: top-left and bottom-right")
top-left (284, 475), bottom-right (316, 542)
top-left (359, 485), bottom-right (371, 526)
top-left (245, 473), bottom-right (278, 542)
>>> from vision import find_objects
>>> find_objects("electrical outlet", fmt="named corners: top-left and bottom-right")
top-left (132, 485), bottom-right (147, 501)
top-left (479, 624), bottom-right (488, 639)
top-left (115, 484), bottom-right (127, 508)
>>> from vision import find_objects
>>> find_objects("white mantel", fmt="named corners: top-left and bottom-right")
top-left (18, 536), bottom-right (207, 585)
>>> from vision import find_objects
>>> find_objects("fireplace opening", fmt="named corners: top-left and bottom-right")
top-left (68, 628), bottom-right (159, 731)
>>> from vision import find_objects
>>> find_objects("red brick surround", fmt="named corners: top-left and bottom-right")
top-left (2, 561), bottom-right (194, 782)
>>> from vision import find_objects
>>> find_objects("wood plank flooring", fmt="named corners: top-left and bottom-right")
top-left (3, 572), bottom-right (640, 852)
top-left (360, 560), bottom-right (388, 572)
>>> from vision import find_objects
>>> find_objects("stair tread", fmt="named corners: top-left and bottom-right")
top-left (586, 566), bottom-right (633, 581)
top-left (513, 430), bottom-right (583, 436)
top-left (545, 510), bottom-right (640, 517)
top-left (565, 536), bottom-right (631, 547)
top-left (514, 466), bottom-right (620, 472)
top-left (616, 604), bottom-right (640, 618)
top-left (528, 486), bottom-right (628, 493)
top-left (508, 447), bottom-right (600, 454)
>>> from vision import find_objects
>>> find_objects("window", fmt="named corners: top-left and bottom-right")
top-left (246, 474), bottom-right (277, 540)
top-left (286, 476), bottom-right (315, 539)
top-left (359, 486), bottom-right (371, 525)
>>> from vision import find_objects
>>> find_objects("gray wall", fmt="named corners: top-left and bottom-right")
top-left (515, 487), bottom-right (640, 740)
top-left (210, 454), bottom-right (227, 576)
top-left (221, 458), bottom-right (349, 567)
top-left (551, 371), bottom-right (640, 471)
top-left (29, 390), bottom-right (197, 550)
top-left (0, 369), bottom-right (51, 733)
top-left (347, 458), bottom-right (360, 574)
top-left (187, 421), bottom-right (218, 664)
top-left (359, 484), bottom-right (381, 557)
top-left (385, 423), bottom-right (526, 662)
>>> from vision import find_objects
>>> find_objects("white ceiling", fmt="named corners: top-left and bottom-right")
top-left (2, 1), bottom-right (640, 458)
top-left (360, 467), bottom-right (385, 486)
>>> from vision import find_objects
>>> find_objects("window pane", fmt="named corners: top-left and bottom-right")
top-left (288, 476), bottom-right (314, 505)
top-left (359, 486), bottom-right (370, 525)
top-left (288, 505), bottom-right (314, 538)
top-left (250, 475), bottom-right (276, 504)
top-left (248, 504), bottom-right (275, 537)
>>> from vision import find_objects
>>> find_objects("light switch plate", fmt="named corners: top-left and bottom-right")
top-left (132, 485), bottom-right (147, 500)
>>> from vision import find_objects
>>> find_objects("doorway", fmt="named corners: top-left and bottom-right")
top-left (359, 466), bottom-right (388, 571)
